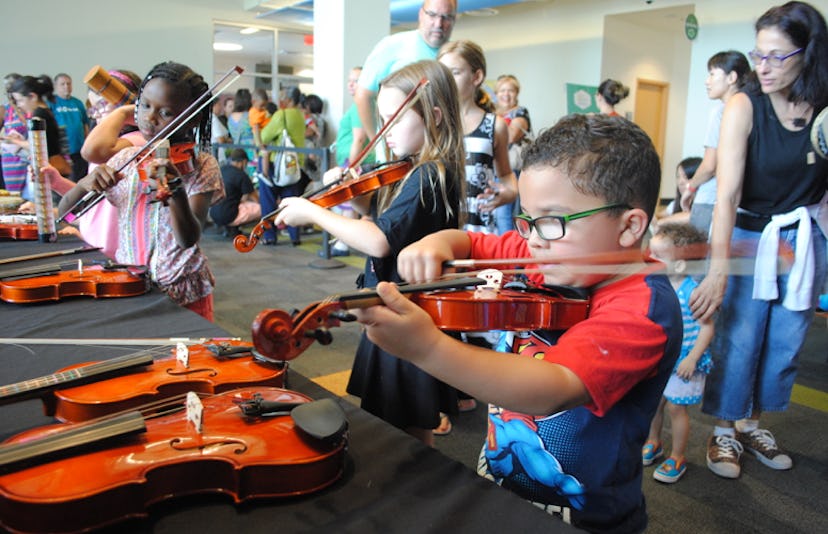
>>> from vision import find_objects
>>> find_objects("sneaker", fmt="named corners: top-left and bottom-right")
top-left (654, 457), bottom-right (687, 483)
top-left (707, 434), bottom-right (743, 478)
top-left (642, 441), bottom-right (663, 466)
top-left (736, 429), bottom-right (793, 470)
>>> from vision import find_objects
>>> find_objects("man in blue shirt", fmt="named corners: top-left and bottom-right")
top-left (354, 0), bottom-right (457, 139)
top-left (50, 73), bottom-right (89, 181)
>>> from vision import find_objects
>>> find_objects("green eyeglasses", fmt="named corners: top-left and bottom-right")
top-left (513, 204), bottom-right (631, 241)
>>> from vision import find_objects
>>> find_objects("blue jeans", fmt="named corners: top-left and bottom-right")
top-left (493, 202), bottom-right (515, 235)
top-left (258, 180), bottom-right (302, 243)
top-left (702, 223), bottom-right (827, 420)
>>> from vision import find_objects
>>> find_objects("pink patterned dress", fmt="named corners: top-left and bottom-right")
top-left (104, 146), bottom-right (224, 306)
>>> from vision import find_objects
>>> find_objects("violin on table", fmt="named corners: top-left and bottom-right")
top-left (0, 340), bottom-right (288, 423)
top-left (0, 214), bottom-right (38, 241)
top-left (251, 270), bottom-right (590, 361)
top-left (0, 260), bottom-right (149, 303)
top-left (0, 387), bottom-right (348, 534)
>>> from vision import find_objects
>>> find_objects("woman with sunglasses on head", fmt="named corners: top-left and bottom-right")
top-left (691, 1), bottom-right (828, 480)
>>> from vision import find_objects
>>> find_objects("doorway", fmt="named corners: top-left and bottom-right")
top-left (634, 79), bottom-right (669, 163)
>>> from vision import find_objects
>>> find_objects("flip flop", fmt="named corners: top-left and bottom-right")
top-left (458, 399), bottom-right (477, 412)
top-left (434, 412), bottom-right (452, 436)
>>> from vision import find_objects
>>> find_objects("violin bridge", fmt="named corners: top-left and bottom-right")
top-left (475, 269), bottom-right (503, 295)
top-left (176, 342), bottom-right (190, 368)
top-left (186, 391), bottom-right (204, 434)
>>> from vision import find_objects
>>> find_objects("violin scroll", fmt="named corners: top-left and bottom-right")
top-left (251, 306), bottom-right (338, 361)
top-left (233, 220), bottom-right (271, 253)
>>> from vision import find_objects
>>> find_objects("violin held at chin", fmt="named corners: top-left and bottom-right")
top-left (233, 159), bottom-right (412, 253)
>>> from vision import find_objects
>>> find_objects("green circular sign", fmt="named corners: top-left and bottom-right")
top-left (685, 13), bottom-right (699, 40)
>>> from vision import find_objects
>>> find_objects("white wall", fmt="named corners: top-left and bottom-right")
top-left (0, 0), bottom-right (275, 99)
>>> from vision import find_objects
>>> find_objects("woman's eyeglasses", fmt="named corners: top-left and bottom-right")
top-left (748, 48), bottom-right (803, 68)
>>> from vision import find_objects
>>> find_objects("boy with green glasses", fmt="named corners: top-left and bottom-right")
top-left (352, 113), bottom-right (682, 532)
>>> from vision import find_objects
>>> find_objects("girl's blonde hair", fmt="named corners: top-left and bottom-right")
top-left (438, 40), bottom-right (494, 112)
top-left (376, 60), bottom-right (465, 224)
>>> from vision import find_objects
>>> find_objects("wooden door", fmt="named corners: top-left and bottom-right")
top-left (634, 79), bottom-right (669, 162)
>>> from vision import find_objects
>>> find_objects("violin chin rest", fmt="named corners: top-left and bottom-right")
top-left (292, 398), bottom-right (348, 442)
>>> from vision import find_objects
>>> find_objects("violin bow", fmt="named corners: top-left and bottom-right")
top-left (58, 66), bottom-right (245, 224)
top-left (444, 250), bottom-right (793, 277)
top-left (342, 77), bottom-right (429, 180)
top-left (0, 245), bottom-right (100, 266)
top-left (0, 336), bottom-right (241, 347)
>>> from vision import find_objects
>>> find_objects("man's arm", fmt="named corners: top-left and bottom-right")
top-left (354, 86), bottom-right (377, 140)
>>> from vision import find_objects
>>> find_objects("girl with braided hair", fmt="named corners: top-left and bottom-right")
top-left (58, 61), bottom-right (225, 320)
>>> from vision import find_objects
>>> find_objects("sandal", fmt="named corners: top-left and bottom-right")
top-left (458, 399), bottom-right (478, 412)
top-left (434, 413), bottom-right (452, 436)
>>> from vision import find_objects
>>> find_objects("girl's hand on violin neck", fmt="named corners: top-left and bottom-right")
top-left (275, 196), bottom-right (319, 227)
top-left (354, 282), bottom-right (444, 364)
top-left (145, 157), bottom-right (181, 184)
top-left (79, 165), bottom-right (120, 193)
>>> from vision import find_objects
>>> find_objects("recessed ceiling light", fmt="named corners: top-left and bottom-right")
top-left (240, 27), bottom-right (260, 35)
top-left (213, 42), bottom-right (243, 51)
top-left (464, 8), bottom-right (498, 17)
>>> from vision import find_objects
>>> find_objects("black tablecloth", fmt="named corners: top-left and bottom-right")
top-left (0, 237), bottom-right (576, 532)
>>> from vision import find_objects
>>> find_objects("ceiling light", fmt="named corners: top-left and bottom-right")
top-left (213, 42), bottom-right (243, 51)
top-left (464, 8), bottom-right (498, 17)
top-left (240, 27), bottom-right (260, 35)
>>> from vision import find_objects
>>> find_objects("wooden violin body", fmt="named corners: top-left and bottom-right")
top-left (0, 215), bottom-right (39, 241)
top-left (251, 276), bottom-right (590, 361)
top-left (0, 224), bottom-right (38, 241)
top-left (307, 160), bottom-right (412, 209)
top-left (0, 266), bottom-right (149, 303)
top-left (50, 341), bottom-right (287, 422)
top-left (0, 387), bottom-right (347, 534)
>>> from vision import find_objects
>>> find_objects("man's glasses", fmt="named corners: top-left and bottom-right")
top-left (422, 8), bottom-right (456, 23)
top-left (748, 48), bottom-right (803, 68)
top-left (513, 204), bottom-right (630, 241)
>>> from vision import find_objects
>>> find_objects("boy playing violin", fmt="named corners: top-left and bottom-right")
top-left (353, 113), bottom-right (682, 533)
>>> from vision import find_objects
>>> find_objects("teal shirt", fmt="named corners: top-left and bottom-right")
top-left (335, 104), bottom-right (375, 167)
top-left (357, 30), bottom-right (438, 93)
top-left (49, 96), bottom-right (88, 154)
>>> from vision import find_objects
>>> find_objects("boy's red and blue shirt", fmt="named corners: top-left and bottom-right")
top-left (468, 231), bottom-right (682, 532)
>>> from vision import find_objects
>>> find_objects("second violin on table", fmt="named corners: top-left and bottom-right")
top-left (0, 261), bottom-right (149, 303)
